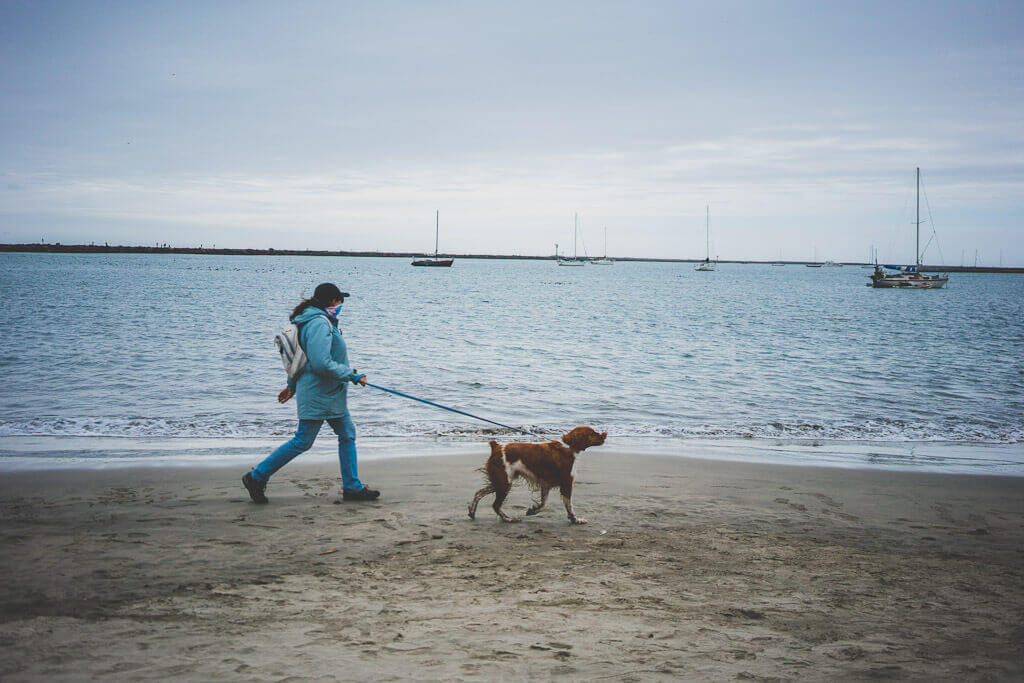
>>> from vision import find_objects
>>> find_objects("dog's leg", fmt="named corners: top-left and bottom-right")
top-left (526, 486), bottom-right (550, 516)
top-left (485, 452), bottom-right (517, 522)
top-left (560, 481), bottom-right (586, 524)
top-left (468, 485), bottom-right (494, 520)
top-left (492, 480), bottom-right (517, 522)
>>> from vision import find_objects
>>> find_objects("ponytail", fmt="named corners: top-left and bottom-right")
top-left (290, 297), bottom-right (322, 321)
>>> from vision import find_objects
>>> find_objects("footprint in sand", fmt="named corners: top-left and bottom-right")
top-left (488, 650), bottom-right (518, 661)
top-left (932, 503), bottom-right (957, 524)
top-left (774, 497), bottom-right (807, 512)
top-left (824, 509), bottom-right (860, 522)
top-left (806, 492), bottom-right (841, 508)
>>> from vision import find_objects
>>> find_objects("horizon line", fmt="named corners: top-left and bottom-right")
top-left (2, 243), bottom-right (1021, 272)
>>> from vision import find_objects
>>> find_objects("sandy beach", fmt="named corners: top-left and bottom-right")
top-left (1, 451), bottom-right (1022, 681)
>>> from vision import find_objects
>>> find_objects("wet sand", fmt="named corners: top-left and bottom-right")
top-left (1, 451), bottom-right (1022, 681)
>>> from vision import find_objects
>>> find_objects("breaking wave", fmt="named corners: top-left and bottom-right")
top-left (1, 416), bottom-right (1020, 444)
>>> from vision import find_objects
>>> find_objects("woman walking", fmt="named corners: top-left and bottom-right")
top-left (243, 283), bottom-right (380, 503)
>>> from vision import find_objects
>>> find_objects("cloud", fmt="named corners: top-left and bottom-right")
top-left (4, 115), bottom-right (1023, 246)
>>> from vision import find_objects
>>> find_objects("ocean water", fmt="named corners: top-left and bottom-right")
top-left (1, 253), bottom-right (1022, 473)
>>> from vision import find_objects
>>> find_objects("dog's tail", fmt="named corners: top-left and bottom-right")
top-left (477, 440), bottom-right (502, 477)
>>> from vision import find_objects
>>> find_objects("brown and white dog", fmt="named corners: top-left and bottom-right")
top-left (467, 426), bottom-right (607, 524)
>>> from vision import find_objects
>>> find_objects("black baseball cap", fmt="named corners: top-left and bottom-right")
top-left (313, 282), bottom-right (349, 303)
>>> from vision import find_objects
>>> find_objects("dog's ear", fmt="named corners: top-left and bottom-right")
top-left (561, 427), bottom-right (583, 451)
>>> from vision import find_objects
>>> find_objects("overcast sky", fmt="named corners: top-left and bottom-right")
top-left (1, 1), bottom-right (1022, 263)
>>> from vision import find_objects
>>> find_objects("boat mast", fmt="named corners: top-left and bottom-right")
top-left (705, 204), bottom-right (710, 261)
top-left (574, 212), bottom-right (578, 259)
top-left (915, 168), bottom-right (920, 269)
top-left (604, 227), bottom-right (607, 258)
top-left (435, 210), bottom-right (439, 258)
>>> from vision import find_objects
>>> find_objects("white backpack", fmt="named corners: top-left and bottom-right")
top-left (274, 318), bottom-right (320, 381)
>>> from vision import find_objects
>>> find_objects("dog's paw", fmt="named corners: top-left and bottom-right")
top-left (570, 517), bottom-right (588, 525)
top-left (500, 516), bottom-right (520, 523)
top-left (525, 507), bottom-right (541, 516)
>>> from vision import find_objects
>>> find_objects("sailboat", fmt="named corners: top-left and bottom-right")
top-left (412, 210), bottom-right (454, 267)
top-left (869, 168), bottom-right (948, 289)
top-left (591, 227), bottom-right (613, 265)
top-left (694, 204), bottom-right (716, 271)
top-left (557, 213), bottom-right (586, 266)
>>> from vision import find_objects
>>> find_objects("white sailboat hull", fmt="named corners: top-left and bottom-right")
top-left (868, 168), bottom-right (950, 290)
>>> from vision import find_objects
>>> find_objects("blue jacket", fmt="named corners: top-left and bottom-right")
top-left (287, 306), bottom-right (362, 420)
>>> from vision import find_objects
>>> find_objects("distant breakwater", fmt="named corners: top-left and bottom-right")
top-left (1, 243), bottom-right (1021, 272)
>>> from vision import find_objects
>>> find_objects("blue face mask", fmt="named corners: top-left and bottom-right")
top-left (325, 302), bottom-right (343, 317)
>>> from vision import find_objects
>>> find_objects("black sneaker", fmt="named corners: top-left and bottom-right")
top-left (342, 486), bottom-right (380, 502)
top-left (242, 471), bottom-right (269, 504)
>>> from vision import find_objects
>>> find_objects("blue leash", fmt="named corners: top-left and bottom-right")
top-left (364, 382), bottom-right (539, 437)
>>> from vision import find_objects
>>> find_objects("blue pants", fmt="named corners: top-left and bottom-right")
top-left (252, 414), bottom-right (364, 491)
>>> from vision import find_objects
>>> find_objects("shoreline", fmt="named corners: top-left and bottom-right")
top-left (2, 434), bottom-right (1023, 476)
top-left (1, 452), bottom-right (1022, 679)
top-left (3, 244), bottom-right (1022, 271)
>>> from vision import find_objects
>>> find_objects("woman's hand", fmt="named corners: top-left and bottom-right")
top-left (278, 388), bottom-right (294, 403)
top-left (355, 374), bottom-right (367, 387)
